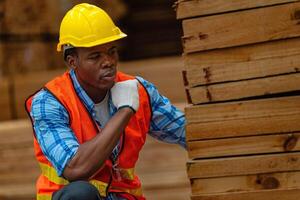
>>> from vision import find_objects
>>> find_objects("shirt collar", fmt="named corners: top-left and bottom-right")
top-left (70, 69), bottom-right (95, 114)
top-left (69, 69), bottom-right (117, 116)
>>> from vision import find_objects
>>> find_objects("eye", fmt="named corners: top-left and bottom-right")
top-left (108, 48), bottom-right (117, 56)
top-left (89, 54), bottom-right (100, 60)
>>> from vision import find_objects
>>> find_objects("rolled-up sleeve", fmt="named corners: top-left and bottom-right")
top-left (30, 90), bottom-right (79, 176)
top-left (136, 76), bottom-right (186, 149)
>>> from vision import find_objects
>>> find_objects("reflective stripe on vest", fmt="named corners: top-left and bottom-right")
top-left (39, 162), bottom-right (140, 197)
top-left (37, 194), bottom-right (52, 200)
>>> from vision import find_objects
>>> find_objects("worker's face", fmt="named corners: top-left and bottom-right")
top-left (71, 42), bottom-right (118, 91)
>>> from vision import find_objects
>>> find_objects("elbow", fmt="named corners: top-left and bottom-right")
top-left (62, 161), bottom-right (105, 182)
top-left (63, 166), bottom-right (90, 181)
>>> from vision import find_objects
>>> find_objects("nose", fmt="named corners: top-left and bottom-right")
top-left (101, 54), bottom-right (114, 68)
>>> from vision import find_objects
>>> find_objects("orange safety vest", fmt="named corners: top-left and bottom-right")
top-left (25, 71), bottom-right (152, 200)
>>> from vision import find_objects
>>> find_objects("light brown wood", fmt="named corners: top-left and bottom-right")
top-left (4, 0), bottom-right (63, 34)
top-left (184, 38), bottom-right (300, 87)
top-left (182, 2), bottom-right (300, 53)
top-left (186, 96), bottom-right (300, 140)
top-left (176, 0), bottom-right (300, 19)
top-left (3, 0), bottom-right (128, 34)
top-left (186, 96), bottom-right (300, 124)
top-left (0, 2), bottom-right (4, 38)
top-left (0, 77), bottom-right (12, 121)
top-left (187, 112), bottom-right (300, 141)
top-left (13, 70), bottom-right (64, 119)
top-left (188, 152), bottom-right (300, 179)
top-left (0, 183), bottom-right (36, 200)
top-left (2, 41), bottom-right (64, 76)
top-left (0, 120), bottom-right (33, 145)
top-left (189, 73), bottom-right (300, 104)
top-left (191, 171), bottom-right (300, 195)
top-left (188, 132), bottom-right (300, 159)
top-left (191, 188), bottom-right (300, 200)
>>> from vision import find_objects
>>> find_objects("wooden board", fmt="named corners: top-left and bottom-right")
top-left (136, 136), bottom-right (189, 199)
top-left (118, 56), bottom-right (186, 103)
top-left (3, 0), bottom-right (128, 34)
top-left (13, 70), bottom-right (64, 119)
top-left (0, 120), bottom-right (39, 195)
top-left (191, 171), bottom-right (300, 195)
top-left (182, 2), bottom-right (300, 53)
top-left (0, 44), bottom-right (3, 76)
top-left (191, 188), bottom-right (300, 200)
top-left (0, 120), bottom-right (33, 147)
top-left (2, 41), bottom-right (65, 76)
top-left (188, 132), bottom-right (300, 159)
top-left (184, 38), bottom-right (300, 87)
top-left (188, 73), bottom-right (300, 104)
top-left (3, 0), bottom-right (64, 34)
top-left (0, 183), bottom-right (36, 200)
top-left (0, 1), bottom-right (4, 33)
top-left (188, 152), bottom-right (300, 179)
top-left (0, 77), bottom-right (12, 121)
top-left (176, 0), bottom-right (300, 19)
top-left (186, 96), bottom-right (300, 140)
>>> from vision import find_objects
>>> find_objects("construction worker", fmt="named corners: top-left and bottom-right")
top-left (25, 3), bottom-right (185, 200)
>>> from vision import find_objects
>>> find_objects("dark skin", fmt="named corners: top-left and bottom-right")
top-left (63, 42), bottom-right (134, 181)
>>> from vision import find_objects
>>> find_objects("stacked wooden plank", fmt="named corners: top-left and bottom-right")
top-left (0, 120), bottom-right (38, 200)
top-left (176, 0), bottom-right (300, 199)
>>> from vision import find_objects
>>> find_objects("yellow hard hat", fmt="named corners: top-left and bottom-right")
top-left (57, 3), bottom-right (127, 52)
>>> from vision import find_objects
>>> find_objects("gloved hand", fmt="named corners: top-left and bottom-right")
top-left (110, 79), bottom-right (140, 112)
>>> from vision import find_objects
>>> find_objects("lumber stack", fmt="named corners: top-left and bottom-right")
top-left (0, 0), bottom-right (65, 76)
top-left (0, 120), bottom-right (38, 200)
top-left (175, 0), bottom-right (300, 199)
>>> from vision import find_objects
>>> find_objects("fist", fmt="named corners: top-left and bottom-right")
top-left (110, 79), bottom-right (140, 112)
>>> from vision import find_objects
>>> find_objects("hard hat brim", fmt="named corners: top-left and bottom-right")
top-left (57, 32), bottom-right (127, 52)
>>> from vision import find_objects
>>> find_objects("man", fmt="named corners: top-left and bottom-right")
top-left (26, 3), bottom-right (185, 200)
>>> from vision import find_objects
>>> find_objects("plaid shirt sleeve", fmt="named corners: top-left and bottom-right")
top-left (136, 76), bottom-right (186, 149)
top-left (30, 89), bottom-right (79, 176)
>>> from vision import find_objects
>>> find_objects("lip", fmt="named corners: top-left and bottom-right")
top-left (100, 71), bottom-right (116, 81)
top-left (101, 70), bottom-right (115, 77)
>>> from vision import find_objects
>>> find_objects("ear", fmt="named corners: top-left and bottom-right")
top-left (65, 54), bottom-right (78, 70)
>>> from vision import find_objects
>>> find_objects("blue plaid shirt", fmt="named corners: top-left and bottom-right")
top-left (30, 69), bottom-right (186, 199)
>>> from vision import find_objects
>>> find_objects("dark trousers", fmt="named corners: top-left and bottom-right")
top-left (52, 181), bottom-right (101, 200)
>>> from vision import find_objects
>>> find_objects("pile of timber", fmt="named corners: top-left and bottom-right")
top-left (0, 120), bottom-right (38, 200)
top-left (175, 0), bottom-right (300, 199)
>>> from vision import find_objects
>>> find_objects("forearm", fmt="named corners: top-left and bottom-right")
top-left (63, 107), bottom-right (134, 181)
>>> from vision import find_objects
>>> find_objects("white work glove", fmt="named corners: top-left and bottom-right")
top-left (110, 79), bottom-right (139, 112)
